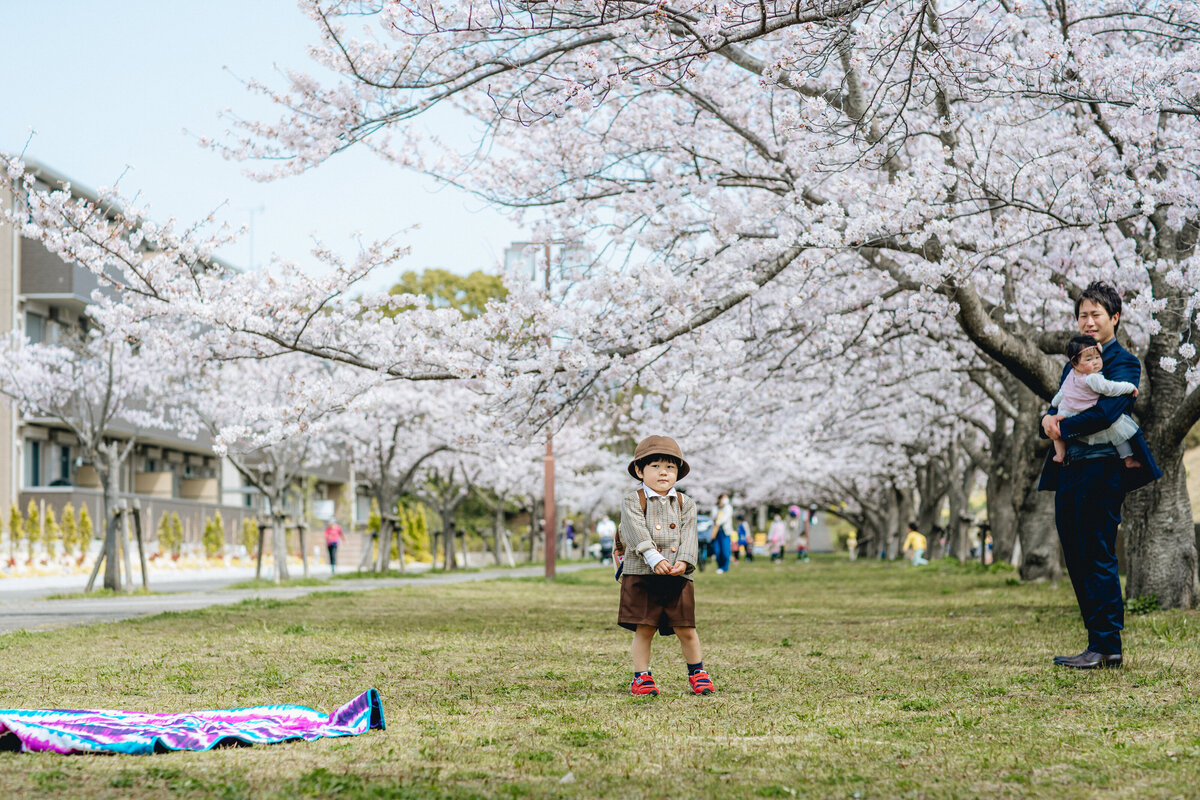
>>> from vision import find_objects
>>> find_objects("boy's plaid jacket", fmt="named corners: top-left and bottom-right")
top-left (619, 488), bottom-right (699, 580)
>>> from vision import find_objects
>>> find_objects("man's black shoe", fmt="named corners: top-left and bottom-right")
top-left (1054, 650), bottom-right (1122, 669)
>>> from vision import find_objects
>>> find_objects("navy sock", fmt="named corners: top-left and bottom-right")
top-left (687, 662), bottom-right (703, 675)
top-left (634, 671), bottom-right (651, 679)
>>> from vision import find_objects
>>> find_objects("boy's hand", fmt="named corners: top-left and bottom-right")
top-left (1132, 388), bottom-right (1138, 398)
top-left (667, 561), bottom-right (687, 576)
top-left (653, 561), bottom-right (673, 575)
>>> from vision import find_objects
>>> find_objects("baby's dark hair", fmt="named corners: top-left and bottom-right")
top-left (633, 453), bottom-right (682, 475)
top-left (1066, 334), bottom-right (1100, 364)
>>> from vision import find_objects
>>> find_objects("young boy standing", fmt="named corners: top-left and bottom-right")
top-left (618, 435), bottom-right (715, 697)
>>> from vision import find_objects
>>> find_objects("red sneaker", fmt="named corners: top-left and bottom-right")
top-left (688, 670), bottom-right (715, 695)
top-left (630, 674), bottom-right (659, 696)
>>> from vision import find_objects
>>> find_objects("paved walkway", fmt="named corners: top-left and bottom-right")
top-left (0, 562), bottom-right (599, 634)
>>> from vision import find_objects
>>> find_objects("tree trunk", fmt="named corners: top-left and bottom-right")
top-left (528, 500), bottom-right (540, 562)
top-left (881, 486), bottom-right (901, 560)
top-left (394, 517), bottom-right (407, 575)
top-left (299, 525), bottom-right (310, 578)
top-left (1123, 444), bottom-right (1199, 608)
top-left (101, 452), bottom-right (121, 591)
top-left (492, 504), bottom-right (504, 565)
top-left (915, 462), bottom-right (946, 557)
top-left (443, 522), bottom-right (457, 570)
top-left (889, 486), bottom-right (913, 560)
top-left (946, 440), bottom-right (973, 563)
top-left (375, 515), bottom-right (393, 573)
top-left (985, 423), bottom-right (1019, 564)
top-left (272, 511), bottom-right (290, 582)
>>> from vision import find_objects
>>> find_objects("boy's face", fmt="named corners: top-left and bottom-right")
top-left (1074, 347), bottom-right (1103, 374)
top-left (635, 458), bottom-right (678, 495)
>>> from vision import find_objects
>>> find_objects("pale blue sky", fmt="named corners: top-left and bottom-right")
top-left (1, 1), bottom-right (523, 289)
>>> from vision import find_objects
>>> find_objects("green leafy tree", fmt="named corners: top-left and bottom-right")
top-left (61, 502), bottom-right (79, 559)
top-left (25, 500), bottom-right (39, 562)
top-left (388, 268), bottom-right (507, 319)
top-left (6, 504), bottom-right (21, 565)
top-left (43, 506), bottom-right (60, 559)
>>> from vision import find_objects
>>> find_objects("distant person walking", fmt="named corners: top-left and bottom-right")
top-left (711, 494), bottom-right (733, 574)
top-left (735, 515), bottom-right (753, 562)
top-left (846, 529), bottom-right (858, 561)
top-left (902, 523), bottom-right (928, 566)
top-left (786, 506), bottom-right (803, 556)
top-left (597, 516), bottom-right (617, 564)
top-left (696, 514), bottom-right (713, 571)
top-left (323, 521), bottom-right (344, 575)
top-left (767, 514), bottom-right (787, 563)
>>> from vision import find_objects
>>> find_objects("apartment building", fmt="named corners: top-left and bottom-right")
top-left (1, 161), bottom-right (353, 552)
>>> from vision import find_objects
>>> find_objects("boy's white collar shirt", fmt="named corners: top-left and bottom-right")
top-left (641, 482), bottom-right (678, 499)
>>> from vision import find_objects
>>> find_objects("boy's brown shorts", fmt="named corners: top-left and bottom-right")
top-left (618, 574), bottom-right (695, 637)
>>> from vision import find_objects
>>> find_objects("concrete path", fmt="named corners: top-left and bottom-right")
top-left (0, 562), bottom-right (600, 634)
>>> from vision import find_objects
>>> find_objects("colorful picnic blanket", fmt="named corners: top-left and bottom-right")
top-left (0, 688), bottom-right (384, 754)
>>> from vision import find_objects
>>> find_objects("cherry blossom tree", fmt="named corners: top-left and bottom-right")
top-left (0, 326), bottom-right (191, 590)
top-left (194, 356), bottom-right (347, 582)
top-left (218, 0), bottom-right (1199, 606)
top-left (336, 382), bottom-right (457, 572)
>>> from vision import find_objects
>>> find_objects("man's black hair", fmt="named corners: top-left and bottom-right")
top-left (633, 453), bottom-right (682, 474)
top-left (1066, 334), bottom-right (1100, 364)
top-left (1075, 281), bottom-right (1122, 330)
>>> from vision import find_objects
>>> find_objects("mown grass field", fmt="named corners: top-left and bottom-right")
top-left (1, 557), bottom-right (1198, 799)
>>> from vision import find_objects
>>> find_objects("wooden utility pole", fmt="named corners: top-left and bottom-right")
top-left (543, 241), bottom-right (557, 580)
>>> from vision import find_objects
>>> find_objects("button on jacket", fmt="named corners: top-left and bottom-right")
top-left (619, 488), bottom-right (699, 579)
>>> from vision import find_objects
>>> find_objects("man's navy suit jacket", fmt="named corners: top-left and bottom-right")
top-left (1037, 338), bottom-right (1162, 493)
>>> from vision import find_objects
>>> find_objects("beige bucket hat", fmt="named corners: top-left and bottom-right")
top-left (627, 435), bottom-right (690, 480)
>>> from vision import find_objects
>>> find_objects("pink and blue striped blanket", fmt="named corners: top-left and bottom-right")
top-left (0, 688), bottom-right (384, 754)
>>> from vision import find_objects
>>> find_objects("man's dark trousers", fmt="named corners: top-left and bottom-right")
top-left (1055, 458), bottom-right (1124, 654)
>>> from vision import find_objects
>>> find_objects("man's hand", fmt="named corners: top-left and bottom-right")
top-left (667, 561), bottom-right (687, 576)
top-left (653, 560), bottom-right (672, 575)
top-left (1041, 414), bottom-right (1065, 440)
top-left (1132, 388), bottom-right (1138, 398)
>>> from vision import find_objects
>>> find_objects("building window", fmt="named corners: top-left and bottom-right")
top-left (24, 440), bottom-right (43, 487)
top-left (58, 445), bottom-right (72, 484)
top-left (25, 312), bottom-right (45, 344)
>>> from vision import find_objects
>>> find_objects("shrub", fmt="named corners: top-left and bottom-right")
top-left (399, 498), bottom-right (432, 563)
top-left (157, 511), bottom-right (173, 555)
top-left (43, 507), bottom-right (60, 559)
top-left (240, 517), bottom-right (259, 554)
top-left (25, 500), bottom-right (39, 562)
top-left (6, 504), bottom-right (22, 564)
top-left (367, 498), bottom-right (381, 536)
top-left (78, 505), bottom-right (94, 553)
top-left (170, 512), bottom-right (184, 556)
top-left (61, 503), bottom-right (78, 559)
top-left (202, 514), bottom-right (224, 558)
top-left (1127, 593), bottom-right (1161, 615)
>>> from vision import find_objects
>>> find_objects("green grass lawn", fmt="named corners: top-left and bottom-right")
top-left (1, 557), bottom-right (1198, 799)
